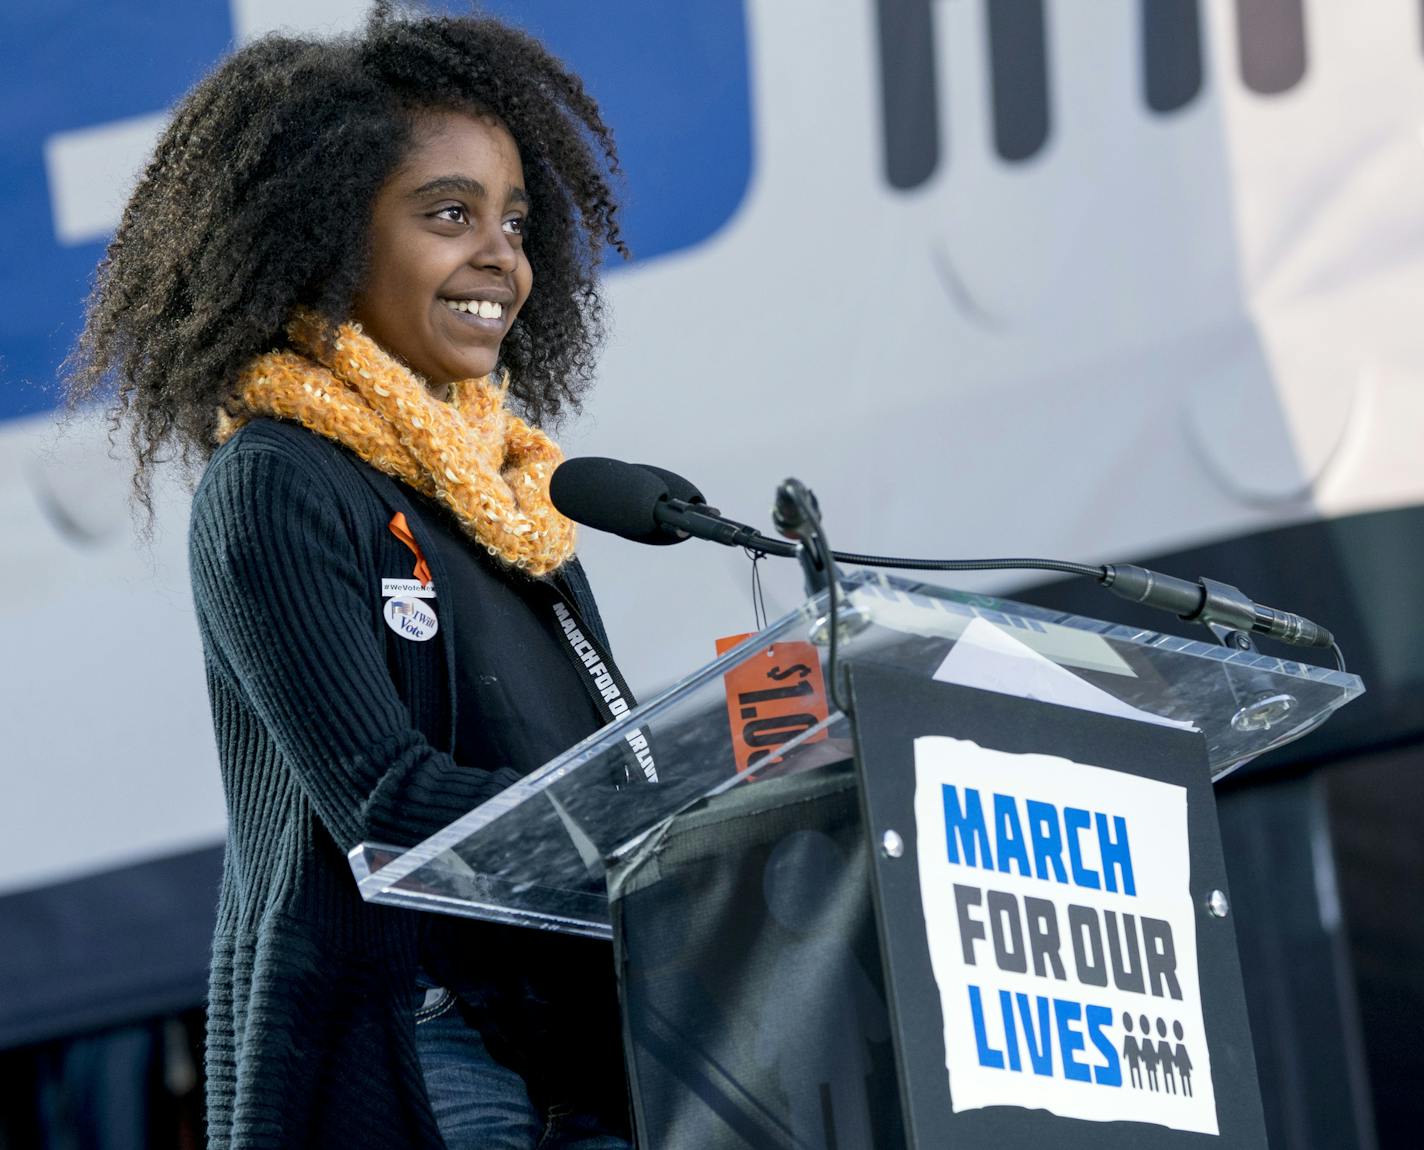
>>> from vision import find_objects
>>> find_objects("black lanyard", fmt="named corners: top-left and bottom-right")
top-left (542, 584), bottom-right (659, 787)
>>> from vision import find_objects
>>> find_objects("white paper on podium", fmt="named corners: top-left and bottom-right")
top-left (932, 618), bottom-right (1198, 732)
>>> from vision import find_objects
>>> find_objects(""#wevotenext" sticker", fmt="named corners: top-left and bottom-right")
top-left (913, 736), bottom-right (1218, 1135)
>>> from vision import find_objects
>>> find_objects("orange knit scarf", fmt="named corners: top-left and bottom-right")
top-left (216, 311), bottom-right (576, 576)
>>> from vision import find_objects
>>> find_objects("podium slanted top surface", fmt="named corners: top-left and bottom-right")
top-left (350, 571), bottom-right (1362, 936)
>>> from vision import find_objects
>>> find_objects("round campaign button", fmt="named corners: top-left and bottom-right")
top-left (384, 595), bottom-right (439, 642)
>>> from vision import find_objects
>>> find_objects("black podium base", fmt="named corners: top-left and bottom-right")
top-left (610, 762), bottom-right (905, 1149)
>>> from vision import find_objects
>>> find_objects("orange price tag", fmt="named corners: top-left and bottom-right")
top-left (716, 633), bottom-right (830, 776)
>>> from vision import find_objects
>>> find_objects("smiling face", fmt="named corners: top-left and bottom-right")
top-left (353, 109), bottom-right (533, 394)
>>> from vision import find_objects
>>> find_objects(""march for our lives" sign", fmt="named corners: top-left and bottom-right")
top-left (913, 736), bottom-right (1218, 1135)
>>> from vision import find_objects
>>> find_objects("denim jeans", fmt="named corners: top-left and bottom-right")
top-left (414, 987), bottom-right (632, 1150)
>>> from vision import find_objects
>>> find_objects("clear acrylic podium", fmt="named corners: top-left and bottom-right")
top-left (349, 570), bottom-right (1363, 939)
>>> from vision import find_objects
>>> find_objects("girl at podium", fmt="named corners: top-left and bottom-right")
top-left (67, 6), bottom-right (634, 1147)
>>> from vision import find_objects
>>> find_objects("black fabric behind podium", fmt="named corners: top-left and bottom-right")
top-left (609, 764), bottom-right (906, 1149)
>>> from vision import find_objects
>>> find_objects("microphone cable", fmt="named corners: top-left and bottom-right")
top-left (805, 549), bottom-right (1348, 673)
top-left (827, 552), bottom-right (1105, 580)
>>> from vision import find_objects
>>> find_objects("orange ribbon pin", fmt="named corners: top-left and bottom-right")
top-left (388, 513), bottom-right (433, 588)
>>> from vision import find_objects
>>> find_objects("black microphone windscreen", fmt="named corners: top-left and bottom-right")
top-left (636, 464), bottom-right (705, 506)
top-left (550, 457), bottom-right (684, 545)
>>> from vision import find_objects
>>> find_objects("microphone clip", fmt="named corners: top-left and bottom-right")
top-left (1196, 578), bottom-right (1259, 653)
top-left (657, 497), bottom-right (797, 556)
top-left (771, 476), bottom-right (855, 716)
top-left (773, 479), bottom-right (833, 597)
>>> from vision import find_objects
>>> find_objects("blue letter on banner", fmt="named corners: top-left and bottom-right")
top-left (943, 785), bottom-right (993, 869)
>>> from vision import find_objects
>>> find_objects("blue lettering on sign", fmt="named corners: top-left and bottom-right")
top-left (968, 985), bottom-right (1004, 1070)
top-left (1096, 811), bottom-right (1137, 896)
top-left (0, 0), bottom-right (751, 421)
top-left (997, 989), bottom-right (1022, 1071)
top-left (1086, 1003), bottom-right (1122, 1086)
top-left (1027, 799), bottom-right (1068, 883)
top-left (1064, 806), bottom-right (1100, 889)
top-left (1017, 992), bottom-right (1054, 1076)
top-left (943, 786), bottom-right (1136, 896)
top-left (1054, 998), bottom-right (1091, 1082)
top-left (967, 985), bottom-right (1123, 1087)
top-left (943, 785), bottom-right (993, 868)
top-left (992, 792), bottom-right (1032, 878)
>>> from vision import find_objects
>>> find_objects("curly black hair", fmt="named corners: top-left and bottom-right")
top-left (66, 3), bottom-right (626, 509)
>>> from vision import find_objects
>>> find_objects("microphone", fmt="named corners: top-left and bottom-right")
top-left (772, 478), bottom-right (835, 597)
top-left (636, 464), bottom-right (705, 507)
top-left (1101, 564), bottom-right (1335, 649)
top-left (771, 478), bottom-right (820, 542)
top-left (549, 457), bottom-right (796, 555)
top-left (549, 456), bottom-right (681, 545)
top-left (552, 457), bottom-right (1339, 656)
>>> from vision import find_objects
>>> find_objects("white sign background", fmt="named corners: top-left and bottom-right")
top-left (913, 735), bottom-right (1218, 1134)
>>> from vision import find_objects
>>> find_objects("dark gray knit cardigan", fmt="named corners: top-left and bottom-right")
top-left (189, 419), bottom-right (618, 1148)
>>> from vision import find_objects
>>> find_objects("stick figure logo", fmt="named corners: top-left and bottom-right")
top-left (1121, 1013), bottom-right (1196, 1096)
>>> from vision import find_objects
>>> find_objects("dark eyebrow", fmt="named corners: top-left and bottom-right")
top-left (406, 175), bottom-right (530, 207)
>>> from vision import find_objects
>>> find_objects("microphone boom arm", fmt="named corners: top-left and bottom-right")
top-left (655, 499), bottom-right (797, 557)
